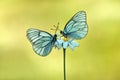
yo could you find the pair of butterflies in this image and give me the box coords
[27,11,88,56]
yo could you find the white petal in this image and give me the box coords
[68,38,74,42]
[69,43,74,50]
[63,41,69,49]
[72,41,80,47]
[55,39,64,49]
[69,41,79,50]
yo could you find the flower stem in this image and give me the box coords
[63,48,66,80]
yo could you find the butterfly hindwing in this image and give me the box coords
[27,28,54,56]
[63,11,88,39]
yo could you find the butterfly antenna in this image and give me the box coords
[50,28,55,30]
[55,22,59,34]
[53,25,56,28]
[58,28,61,31]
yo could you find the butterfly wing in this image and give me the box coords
[63,11,88,39]
[27,28,54,56]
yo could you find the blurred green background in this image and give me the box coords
[0,0,120,80]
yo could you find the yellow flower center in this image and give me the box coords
[62,37,69,42]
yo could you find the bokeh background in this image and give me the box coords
[0,0,120,80]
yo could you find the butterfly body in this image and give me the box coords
[51,34,57,45]
[60,30,68,38]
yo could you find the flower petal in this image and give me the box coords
[69,41,79,50]
[63,41,69,49]
[55,39,64,49]
[72,41,80,47]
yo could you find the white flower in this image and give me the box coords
[55,38,79,50]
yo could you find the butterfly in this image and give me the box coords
[26,28,57,56]
[60,11,88,39]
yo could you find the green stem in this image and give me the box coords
[63,48,66,80]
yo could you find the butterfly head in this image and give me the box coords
[60,30,63,34]
[53,34,58,41]
[54,34,57,37]
[60,31,67,38]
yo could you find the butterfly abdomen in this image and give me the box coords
[51,34,57,45]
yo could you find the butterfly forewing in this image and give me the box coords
[27,28,54,56]
[63,11,88,39]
